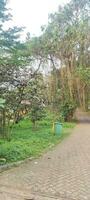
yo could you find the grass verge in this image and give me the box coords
[0,119,76,164]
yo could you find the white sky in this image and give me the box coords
[8,0,69,37]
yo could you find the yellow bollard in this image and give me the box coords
[52,122,55,135]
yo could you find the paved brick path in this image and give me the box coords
[0,124,90,200]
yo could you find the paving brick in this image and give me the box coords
[0,124,90,200]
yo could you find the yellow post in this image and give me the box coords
[52,122,55,135]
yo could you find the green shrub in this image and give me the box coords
[60,101,76,122]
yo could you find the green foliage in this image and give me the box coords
[0,98,6,109]
[0,119,75,164]
[0,0,25,137]
[76,66,90,84]
[0,0,89,142]
[0,0,11,22]
[60,101,76,121]
[38,110,58,126]
[30,105,45,125]
[27,74,46,126]
[28,0,90,112]
[0,98,7,137]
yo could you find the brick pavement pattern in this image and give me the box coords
[0,124,90,200]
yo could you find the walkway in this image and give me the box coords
[0,124,90,200]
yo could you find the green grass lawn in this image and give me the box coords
[0,119,75,164]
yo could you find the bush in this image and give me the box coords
[60,101,76,122]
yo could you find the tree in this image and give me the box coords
[26,73,45,128]
[0,0,26,137]
[29,0,90,114]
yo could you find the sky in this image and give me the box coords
[8,0,70,37]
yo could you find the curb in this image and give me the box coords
[0,157,34,173]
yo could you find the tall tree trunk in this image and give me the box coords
[76,78,82,108]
